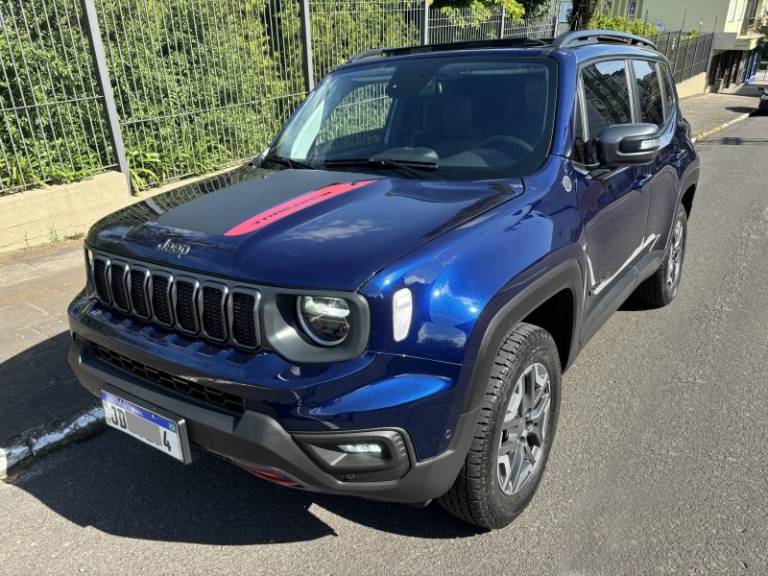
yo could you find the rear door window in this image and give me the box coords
[632,60,664,126]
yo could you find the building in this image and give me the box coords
[604,0,766,91]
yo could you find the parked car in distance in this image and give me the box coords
[758,86,768,114]
[68,30,699,529]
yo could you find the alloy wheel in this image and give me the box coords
[497,363,552,496]
[666,217,685,290]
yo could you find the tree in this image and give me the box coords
[519,0,552,17]
[432,0,525,20]
[569,0,600,30]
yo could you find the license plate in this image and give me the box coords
[100,389,190,463]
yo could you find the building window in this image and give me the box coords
[627,0,638,18]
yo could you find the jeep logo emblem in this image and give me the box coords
[156,238,191,258]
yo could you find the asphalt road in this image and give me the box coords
[2,116,768,576]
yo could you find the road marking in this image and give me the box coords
[692,112,751,143]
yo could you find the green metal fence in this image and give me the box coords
[0,0,558,197]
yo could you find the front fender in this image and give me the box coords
[360,157,584,454]
[361,156,581,366]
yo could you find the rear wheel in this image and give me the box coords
[635,205,688,308]
[438,323,561,529]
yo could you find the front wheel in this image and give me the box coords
[438,323,561,529]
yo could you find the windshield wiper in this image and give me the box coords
[261,154,315,170]
[323,158,438,179]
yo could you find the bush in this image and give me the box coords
[587,13,658,39]
[0,0,114,192]
[1,0,431,193]
[3,1,560,193]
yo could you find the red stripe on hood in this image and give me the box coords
[224,179,377,237]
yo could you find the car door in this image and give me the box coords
[573,59,650,298]
[632,59,680,251]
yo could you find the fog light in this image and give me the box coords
[294,430,411,481]
[338,443,383,455]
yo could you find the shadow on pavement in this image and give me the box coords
[0,331,95,445]
[695,136,768,146]
[13,428,482,545]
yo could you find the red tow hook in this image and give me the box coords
[239,463,302,488]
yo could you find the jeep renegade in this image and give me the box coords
[68,30,699,529]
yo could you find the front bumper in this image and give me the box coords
[68,298,479,503]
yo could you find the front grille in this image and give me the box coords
[129,267,151,319]
[151,272,173,326]
[90,342,246,414]
[93,257,110,303]
[201,284,227,341]
[109,261,130,312]
[89,253,260,351]
[231,291,259,348]
[174,278,199,333]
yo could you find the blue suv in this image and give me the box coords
[68,31,699,529]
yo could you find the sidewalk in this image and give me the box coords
[0,241,102,474]
[1,84,765,477]
[681,82,765,141]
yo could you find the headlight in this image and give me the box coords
[297,296,351,346]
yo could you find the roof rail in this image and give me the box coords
[348,37,552,63]
[553,29,657,50]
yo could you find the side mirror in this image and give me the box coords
[596,123,661,167]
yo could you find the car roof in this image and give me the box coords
[339,30,666,71]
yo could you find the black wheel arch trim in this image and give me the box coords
[457,258,584,418]
[665,159,698,253]
[678,162,699,207]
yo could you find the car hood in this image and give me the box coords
[87,165,523,290]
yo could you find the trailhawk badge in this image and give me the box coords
[156,238,191,258]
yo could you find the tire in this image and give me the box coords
[438,323,561,529]
[635,205,688,308]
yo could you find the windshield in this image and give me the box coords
[268,55,557,180]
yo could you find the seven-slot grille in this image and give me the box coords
[89,253,260,350]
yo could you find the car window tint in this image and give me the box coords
[633,60,664,126]
[582,60,632,139]
[581,60,632,164]
[272,56,558,179]
[660,63,676,119]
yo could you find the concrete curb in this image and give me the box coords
[0,406,105,479]
[691,112,752,143]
